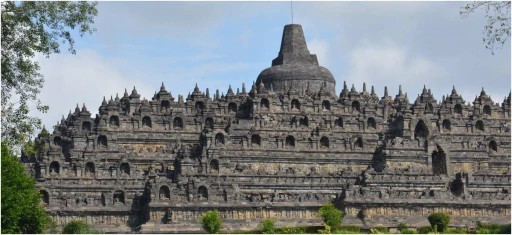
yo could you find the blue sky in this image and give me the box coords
[35,1,511,130]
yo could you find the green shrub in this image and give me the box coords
[62,220,101,234]
[276,226,305,234]
[444,227,469,234]
[418,226,433,234]
[333,230,361,234]
[428,213,450,232]
[261,219,276,234]
[303,226,324,233]
[318,225,332,234]
[200,210,222,234]
[45,217,60,234]
[476,222,511,234]
[370,226,390,234]
[398,223,409,232]
[336,225,360,232]
[400,228,417,234]
[319,203,343,227]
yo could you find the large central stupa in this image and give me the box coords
[257,24,336,94]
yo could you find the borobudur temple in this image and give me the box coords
[24,24,511,233]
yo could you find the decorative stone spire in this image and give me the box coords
[75,103,80,114]
[350,84,357,93]
[115,93,120,103]
[480,87,487,97]
[216,89,220,101]
[193,83,201,94]
[361,82,369,96]
[124,88,129,98]
[226,84,235,97]
[272,24,316,66]
[130,86,140,99]
[82,103,88,112]
[340,81,349,97]
[371,86,376,96]
[242,83,247,95]
[415,94,421,105]
[399,85,403,96]
[206,88,210,99]
[160,82,166,92]
[381,86,393,103]
[236,88,240,95]
[101,97,107,106]
[422,85,427,96]
[451,85,458,96]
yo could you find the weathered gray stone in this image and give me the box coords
[24,24,511,233]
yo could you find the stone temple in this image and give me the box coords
[25,24,511,233]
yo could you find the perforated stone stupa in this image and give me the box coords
[25,24,511,233]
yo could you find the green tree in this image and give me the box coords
[62,220,101,234]
[461,1,511,55]
[1,143,49,233]
[1,1,98,151]
[319,203,343,228]
[200,210,223,234]
[428,212,451,232]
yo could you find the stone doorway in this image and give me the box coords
[432,144,448,176]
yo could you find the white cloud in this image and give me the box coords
[343,39,446,97]
[34,49,154,130]
[308,38,329,67]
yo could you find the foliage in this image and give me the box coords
[332,230,361,234]
[318,225,331,234]
[200,210,223,234]
[370,226,390,234]
[21,127,50,161]
[319,203,343,228]
[444,227,470,234]
[428,213,450,232]
[333,225,361,234]
[476,222,511,234]
[62,220,102,234]
[418,226,434,234]
[45,216,60,234]
[275,226,305,234]
[460,1,511,55]
[398,223,408,232]
[1,143,50,233]
[261,219,276,234]
[1,1,98,151]
[400,229,418,234]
